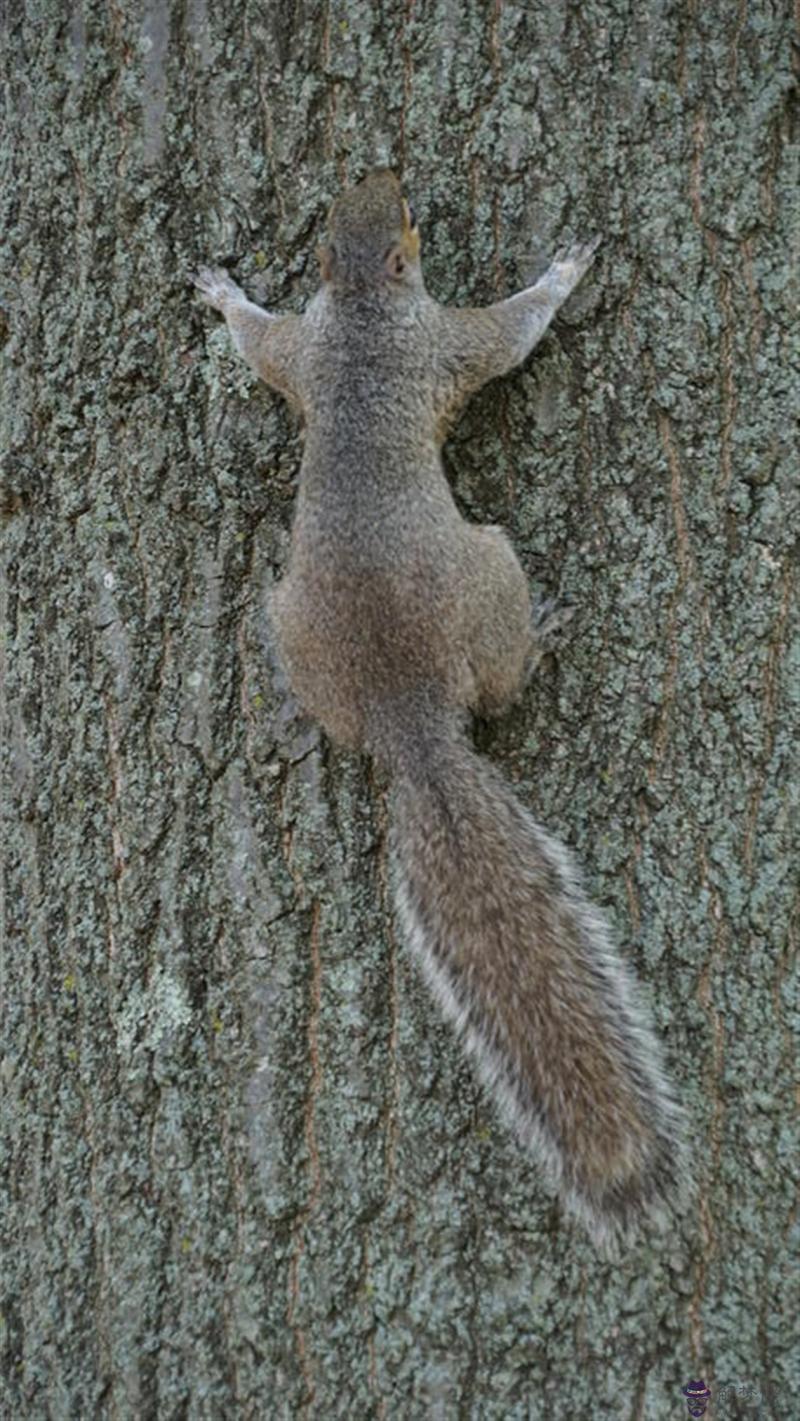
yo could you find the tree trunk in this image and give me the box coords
[1,2,796,1417]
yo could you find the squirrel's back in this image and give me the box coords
[272,288,487,751]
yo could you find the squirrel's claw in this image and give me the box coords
[532,598,576,640]
[525,599,576,683]
[552,237,602,262]
[192,266,244,311]
[551,236,601,277]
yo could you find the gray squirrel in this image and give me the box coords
[194,170,684,1246]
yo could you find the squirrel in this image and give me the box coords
[194,169,684,1247]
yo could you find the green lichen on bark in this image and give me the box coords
[1,1,797,1417]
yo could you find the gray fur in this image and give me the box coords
[194,171,684,1245]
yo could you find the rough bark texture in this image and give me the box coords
[1,2,797,1418]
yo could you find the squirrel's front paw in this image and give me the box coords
[192,266,244,312]
[550,236,601,286]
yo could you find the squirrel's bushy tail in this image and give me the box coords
[385,705,684,1246]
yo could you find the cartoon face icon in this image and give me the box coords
[681,1379,712,1417]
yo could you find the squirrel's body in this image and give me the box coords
[273,285,529,753]
[195,171,684,1245]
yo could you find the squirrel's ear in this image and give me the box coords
[385,245,406,280]
[318,244,336,281]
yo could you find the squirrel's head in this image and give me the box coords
[319,170,421,294]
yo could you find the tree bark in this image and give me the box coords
[1,1,797,1417]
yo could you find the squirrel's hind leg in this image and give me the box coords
[461,528,575,716]
[462,525,530,717]
[524,598,576,684]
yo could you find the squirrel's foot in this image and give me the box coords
[192,266,245,312]
[532,597,576,639]
[525,598,575,681]
[548,236,601,289]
